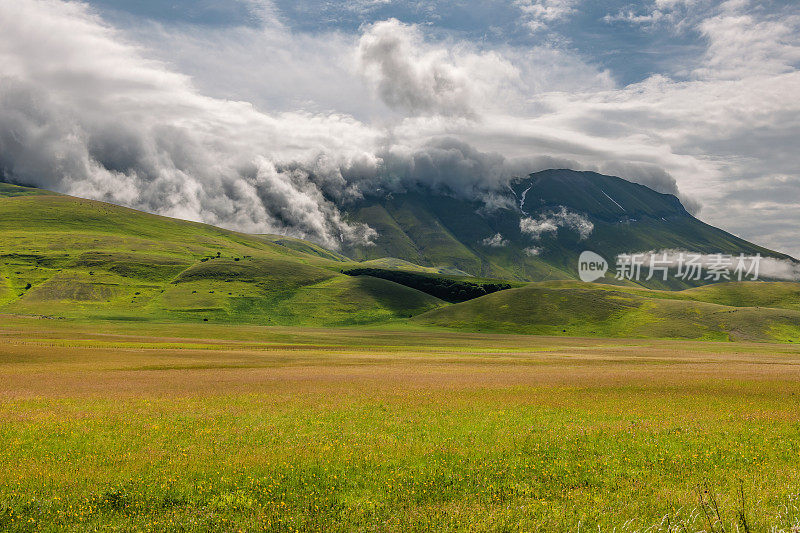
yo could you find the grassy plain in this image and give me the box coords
[2,317,800,531]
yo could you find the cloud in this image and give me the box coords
[377,137,512,193]
[695,2,800,80]
[758,258,800,282]
[481,233,508,247]
[618,249,800,281]
[123,17,379,119]
[0,0,382,249]
[520,207,594,240]
[602,0,707,30]
[603,10,670,27]
[524,247,542,256]
[357,19,519,117]
[515,0,577,32]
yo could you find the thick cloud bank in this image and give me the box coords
[0,0,389,248]
[0,3,583,247]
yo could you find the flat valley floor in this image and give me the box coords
[1,316,799,531]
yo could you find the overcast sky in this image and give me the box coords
[1,0,798,256]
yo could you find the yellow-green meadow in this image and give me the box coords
[1,317,799,531]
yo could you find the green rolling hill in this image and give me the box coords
[0,183,444,326]
[412,280,800,342]
[2,179,799,342]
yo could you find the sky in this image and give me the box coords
[0,0,799,256]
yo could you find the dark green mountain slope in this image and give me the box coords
[342,169,792,287]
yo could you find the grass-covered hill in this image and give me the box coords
[413,280,800,342]
[0,183,444,326]
[3,181,799,342]
[341,169,792,287]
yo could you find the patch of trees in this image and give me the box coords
[342,268,512,303]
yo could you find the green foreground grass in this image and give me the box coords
[2,317,800,531]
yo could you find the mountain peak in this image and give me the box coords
[510,169,688,221]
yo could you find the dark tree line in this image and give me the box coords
[342,268,512,303]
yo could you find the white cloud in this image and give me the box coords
[0,0,380,249]
[524,247,542,256]
[603,0,707,30]
[520,207,594,240]
[481,233,508,247]
[655,0,699,8]
[515,0,577,32]
[621,249,800,281]
[695,3,800,80]
[603,9,669,26]
[357,19,520,117]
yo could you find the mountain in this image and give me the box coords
[341,169,791,288]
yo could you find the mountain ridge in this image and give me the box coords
[341,169,793,288]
